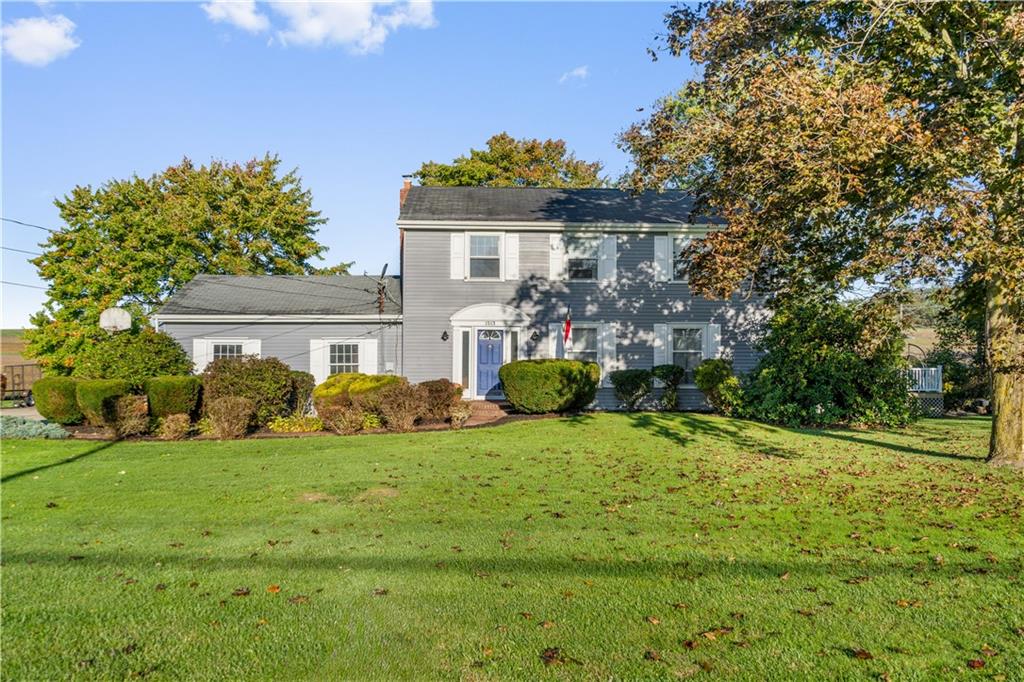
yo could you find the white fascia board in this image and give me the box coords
[396,220,721,234]
[156,314,402,323]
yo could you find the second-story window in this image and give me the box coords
[673,236,692,281]
[469,235,501,279]
[566,236,600,280]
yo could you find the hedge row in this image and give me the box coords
[498,359,599,414]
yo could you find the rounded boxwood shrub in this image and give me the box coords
[312,373,405,434]
[145,375,202,418]
[609,369,653,410]
[202,356,294,427]
[694,359,744,416]
[652,364,687,411]
[72,329,192,389]
[76,379,132,426]
[419,378,462,422]
[498,359,600,414]
[33,376,83,425]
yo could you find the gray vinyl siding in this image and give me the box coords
[402,229,766,409]
[158,322,402,376]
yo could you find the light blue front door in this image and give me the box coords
[476,330,503,398]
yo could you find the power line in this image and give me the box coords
[2,280,46,290]
[2,246,42,257]
[2,217,57,233]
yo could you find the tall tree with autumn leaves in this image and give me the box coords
[27,155,345,374]
[622,2,1023,466]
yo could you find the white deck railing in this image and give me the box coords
[908,366,942,393]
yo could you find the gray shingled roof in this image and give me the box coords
[158,275,401,316]
[398,187,722,225]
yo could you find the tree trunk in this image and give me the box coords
[986,278,1024,468]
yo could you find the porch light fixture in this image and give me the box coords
[441,330,449,341]
[530,331,540,342]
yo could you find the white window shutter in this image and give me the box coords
[360,339,379,374]
[706,324,721,359]
[548,322,563,358]
[653,323,669,367]
[504,233,520,280]
[548,234,566,281]
[450,233,465,280]
[600,323,616,387]
[192,339,211,373]
[653,235,671,282]
[309,339,326,385]
[242,339,261,357]
[598,234,617,283]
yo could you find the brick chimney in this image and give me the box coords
[399,175,413,207]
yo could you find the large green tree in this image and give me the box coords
[27,154,343,373]
[622,1,1023,466]
[415,132,606,187]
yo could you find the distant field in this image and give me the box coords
[1,329,31,369]
[906,327,939,361]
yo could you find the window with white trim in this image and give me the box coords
[567,326,598,365]
[566,236,600,281]
[328,342,360,374]
[672,327,704,382]
[672,236,692,281]
[469,234,501,279]
[212,343,244,360]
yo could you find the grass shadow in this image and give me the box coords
[1,440,119,484]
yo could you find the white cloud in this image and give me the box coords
[201,1,435,53]
[558,65,589,84]
[1,14,80,67]
[202,0,270,34]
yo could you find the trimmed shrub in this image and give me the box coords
[289,371,316,416]
[0,415,69,439]
[312,373,404,434]
[106,395,149,438]
[72,329,192,389]
[76,379,132,426]
[33,376,82,425]
[145,375,201,418]
[207,396,255,439]
[268,415,324,433]
[609,369,653,410]
[744,298,914,427]
[449,401,473,430]
[420,378,462,422]
[377,382,426,432]
[694,360,744,416]
[652,364,687,411]
[156,414,192,440]
[498,360,600,414]
[202,356,294,427]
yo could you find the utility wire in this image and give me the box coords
[2,280,46,290]
[2,217,57,233]
[2,246,42,257]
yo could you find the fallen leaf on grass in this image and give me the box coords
[849,648,873,660]
[540,647,576,666]
[372,588,389,596]
[683,640,699,649]
[540,620,555,629]
[519,612,533,620]
[232,587,251,597]
[288,595,310,605]
[895,599,922,608]
[846,575,870,585]
[980,644,997,657]
[967,659,985,669]
[646,616,661,625]
[671,602,688,610]
[46,502,58,508]
[779,572,790,581]
[155,584,166,591]
[69,555,84,561]
[643,649,662,662]
[267,585,281,594]
[700,627,733,641]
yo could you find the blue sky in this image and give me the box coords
[2,1,695,328]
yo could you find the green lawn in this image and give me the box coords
[2,414,1021,680]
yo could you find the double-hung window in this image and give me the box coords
[672,236,692,281]
[567,327,599,364]
[469,235,501,279]
[329,342,360,374]
[212,343,244,361]
[566,236,600,281]
[672,327,704,382]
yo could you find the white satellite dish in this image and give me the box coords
[99,307,131,333]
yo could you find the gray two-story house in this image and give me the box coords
[155,185,766,409]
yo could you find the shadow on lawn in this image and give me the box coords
[569,411,984,462]
[1,440,119,484]
[2,549,1016,582]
